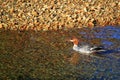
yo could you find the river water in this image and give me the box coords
[0,26,120,79]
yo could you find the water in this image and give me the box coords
[77,26,120,80]
[0,26,120,79]
[94,26,120,39]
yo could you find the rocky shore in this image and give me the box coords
[0,0,120,31]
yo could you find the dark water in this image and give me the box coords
[0,26,120,80]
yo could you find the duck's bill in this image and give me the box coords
[69,40,74,42]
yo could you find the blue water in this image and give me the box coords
[79,26,120,49]
[79,26,120,39]
[93,26,120,39]
[93,26,120,79]
[78,26,120,80]
[102,40,113,46]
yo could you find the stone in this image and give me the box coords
[0,24,2,28]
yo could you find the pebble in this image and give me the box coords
[0,0,119,31]
[0,24,2,29]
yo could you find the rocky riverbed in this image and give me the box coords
[0,0,120,31]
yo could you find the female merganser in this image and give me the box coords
[69,37,105,54]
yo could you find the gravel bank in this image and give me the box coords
[0,0,120,31]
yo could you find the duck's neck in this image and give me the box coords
[73,44,79,51]
[73,44,78,47]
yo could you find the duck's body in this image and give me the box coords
[72,44,105,54]
[69,37,105,54]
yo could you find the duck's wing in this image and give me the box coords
[90,46,106,52]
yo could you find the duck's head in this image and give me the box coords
[69,37,79,45]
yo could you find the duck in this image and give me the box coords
[69,37,106,54]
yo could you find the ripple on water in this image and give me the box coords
[79,26,120,49]
[78,26,120,80]
[93,26,120,39]
[102,40,113,48]
[0,26,120,80]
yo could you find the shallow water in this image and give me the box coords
[0,26,120,80]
